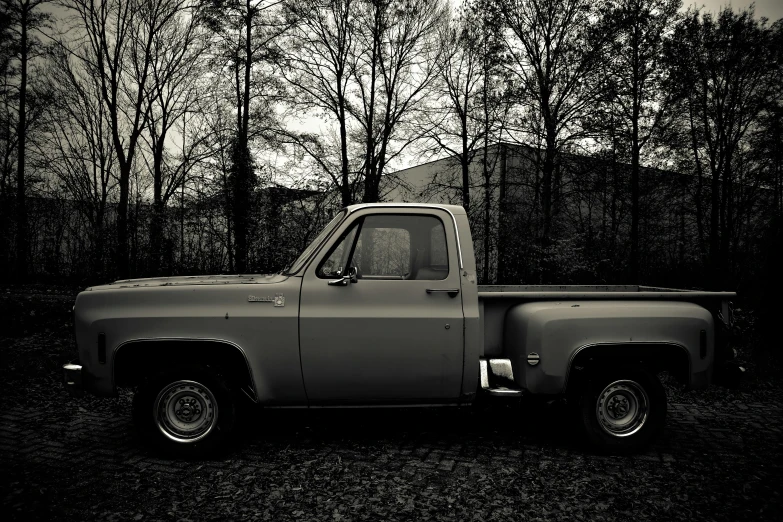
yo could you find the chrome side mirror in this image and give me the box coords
[328,266,358,286]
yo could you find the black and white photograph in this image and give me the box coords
[1,0,781,520]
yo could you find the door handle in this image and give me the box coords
[426,288,460,298]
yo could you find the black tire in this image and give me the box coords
[576,367,666,454]
[132,366,237,457]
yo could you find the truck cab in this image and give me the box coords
[297,205,478,404]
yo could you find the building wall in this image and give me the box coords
[386,146,507,283]
[386,143,767,287]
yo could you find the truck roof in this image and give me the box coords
[344,202,467,215]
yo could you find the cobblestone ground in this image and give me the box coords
[2,391,782,521]
[1,289,781,521]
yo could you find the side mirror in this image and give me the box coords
[328,266,359,286]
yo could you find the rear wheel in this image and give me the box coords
[133,367,236,457]
[577,367,666,453]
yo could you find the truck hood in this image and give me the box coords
[86,273,289,291]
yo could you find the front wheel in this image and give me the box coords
[132,368,237,457]
[577,368,666,454]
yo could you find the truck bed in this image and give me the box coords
[477,285,736,357]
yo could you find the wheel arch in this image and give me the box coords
[114,338,257,401]
[565,341,691,396]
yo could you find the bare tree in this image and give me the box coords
[281,0,356,206]
[745,21,783,218]
[3,0,50,278]
[418,3,485,213]
[666,7,780,287]
[278,0,445,205]
[62,0,167,279]
[0,6,18,278]
[350,0,446,203]
[41,42,117,278]
[204,0,292,273]
[474,0,510,284]
[498,0,608,269]
[141,0,209,274]
[597,0,681,283]
[188,87,239,270]
[415,0,509,282]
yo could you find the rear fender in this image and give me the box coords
[502,300,713,394]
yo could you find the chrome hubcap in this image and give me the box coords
[174,397,202,422]
[596,380,649,437]
[154,380,218,443]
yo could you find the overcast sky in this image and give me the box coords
[685,0,783,21]
[36,0,779,178]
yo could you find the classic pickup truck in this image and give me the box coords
[63,203,738,455]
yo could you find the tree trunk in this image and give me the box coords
[15,1,29,279]
[540,127,556,283]
[337,78,351,207]
[361,6,380,204]
[223,170,234,273]
[496,143,507,284]
[720,153,733,286]
[150,201,165,275]
[630,131,640,283]
[180,180,185,272]
[709,167,720,288]
[150,144,165,275]
[116,162,130,279]
[461,112,470,214]
[232,141,250,273]
[92,212,105,281]
[542,129,556,244]
[233,0,254,274]
[630,59,640,284]
[688,100,707,269]
[481,75,491,284]
[482,161,491,284]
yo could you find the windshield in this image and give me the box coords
[282,210,347,275]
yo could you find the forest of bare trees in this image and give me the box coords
[1,0,781,315]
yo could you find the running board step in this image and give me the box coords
[484,386,524,397]
[480,359,524,397]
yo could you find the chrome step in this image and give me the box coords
[480,359,524,397]
[485,386,524,397]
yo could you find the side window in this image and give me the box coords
[412,216,448,280]
[317,224,359,278]
[354,226,411,279]
[430,223,448,268]
[316,213,450,281]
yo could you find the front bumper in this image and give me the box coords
[63,363,84,398]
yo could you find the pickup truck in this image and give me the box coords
[63,203,738,455]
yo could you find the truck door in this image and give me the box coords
[299,209,464,403]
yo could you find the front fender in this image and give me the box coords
[73,279,306,403]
